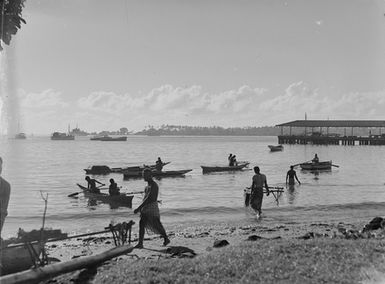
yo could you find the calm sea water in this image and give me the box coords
[1,135,385,237]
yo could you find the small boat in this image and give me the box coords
[1,242,45,275]
[76,184,133,207]
[300,161,332,171]
[201,162,249,174]
[90,135,127,141]
[84,165,113,175]
[51,132,75,140]
[123,169,192,179]
[15,133,27,139]
[84,162,171,175]
[268,145,283,152]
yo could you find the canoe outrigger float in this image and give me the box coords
[201,162,250,174]
[76,184,134,207]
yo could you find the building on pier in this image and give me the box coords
[275,120,385,146]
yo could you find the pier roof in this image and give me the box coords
[275,120,385,128]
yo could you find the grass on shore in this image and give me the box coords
[89,238,385,284]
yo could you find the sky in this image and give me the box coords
[1,0,385,134]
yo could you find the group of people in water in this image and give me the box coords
[0,152,321,247]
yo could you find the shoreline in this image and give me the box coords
[41,203,385,283]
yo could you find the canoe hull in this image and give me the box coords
[201,163,249,173]
[123,169,192,179]
[1,242,43,275]
[300,161,332,170]
[76,184,133,207]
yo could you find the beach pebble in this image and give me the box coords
[213,239,229,247]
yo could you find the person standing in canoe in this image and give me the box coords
[231,155,238,166]
[250,166,269,216]
[133,168,170,249]
[0,157,11,238]
[85,176,104,194]
[108,178,120,196]
[286,166,301,186]
[312,154,319,163]
[228,154,233,166]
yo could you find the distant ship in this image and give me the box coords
[14,133,26,139]
[51,132,75,140]
[69,124,89,136]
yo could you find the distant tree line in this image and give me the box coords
[134,125,280,136]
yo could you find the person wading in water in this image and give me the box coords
[286,165,301,186]
[0,157,11,238]
[133,168,170,248]
[250,166,269,217]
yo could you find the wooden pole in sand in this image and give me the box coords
[0,244,134,284]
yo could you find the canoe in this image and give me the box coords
[201,162,249,173]
[300,161,332,170]
[268,145,283,152]
[1,242,44,275]
[123,169,192,179]
[76,184,133,207]
[84,165,112,175]
[84,162,171,175]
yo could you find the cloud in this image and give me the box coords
[20,89,68,109]
[16,84,385,134]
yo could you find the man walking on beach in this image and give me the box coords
[133,168,170,248]
[0,157,11,238]
[250,166,269,217]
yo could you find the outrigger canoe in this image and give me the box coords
[84,162,171,175]
[76,184,133,207]
[1,242,45,275]
[300,161,332,171]
[201,162,249,173]
[123,169,192,179]
[268,145,283,152]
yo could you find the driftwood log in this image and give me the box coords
[0,244,134,284]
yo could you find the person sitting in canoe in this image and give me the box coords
[85,176,104,194]
[286,166,301,186]
[155,157,163,172]
[312,154,319,164]
[109,178,120,196]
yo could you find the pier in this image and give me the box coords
[275,120,385,146]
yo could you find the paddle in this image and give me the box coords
[68,184,105,198]
[331,164,340,168]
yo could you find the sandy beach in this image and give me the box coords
[41,202,385,284]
